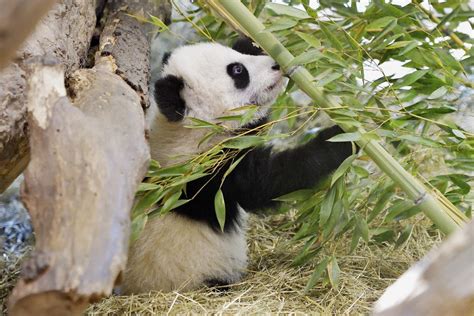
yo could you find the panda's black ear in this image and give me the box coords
[232,37,264,56]
[162,52,171,65]
[154,75,186,122]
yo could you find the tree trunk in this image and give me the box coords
[0,0,97,193]
[373,220,474,316]
[7,0,171,315]
[0,0,58,69]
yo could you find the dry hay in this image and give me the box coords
[0,213,440,315]
[85,213,441,315]
[0,249,28,315]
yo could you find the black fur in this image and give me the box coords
[154,75,186,122]
[232,37,264,56]
[229,126,353,211]
[162,52,171,65]
[204,278,232,291]
[227,62,250,90]
[173,125,355,231]
[238,116,268,133]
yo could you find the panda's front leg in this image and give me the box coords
[225,126,356,211]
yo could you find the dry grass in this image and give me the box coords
[0,213,441,315]
[85,213,441,315]
[0,249,29,315]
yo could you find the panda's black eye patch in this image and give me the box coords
[226,62,249,89]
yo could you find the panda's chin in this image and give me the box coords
[259,78,284,106]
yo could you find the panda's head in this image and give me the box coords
[154,40,284,128]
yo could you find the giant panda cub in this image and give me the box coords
[122,39,355,294]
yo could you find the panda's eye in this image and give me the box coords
[227,62,249,89]
[232,64,243,75]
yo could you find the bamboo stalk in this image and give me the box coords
[206,0,464,235]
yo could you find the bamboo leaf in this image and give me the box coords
[451,129,466,139]
[427,86,448,99]
[398,134,442,148]
[304,257,330,292]
[331,154,357,186]
[315,72,343,87]
[223,136,264,149]
[160,190,183,214]
[395,224,413,248]
[295,31,321,48]
[393,70,429,89]
[398,41,418,56]
[148,14,169,31]
[327,256,341,288]
[366,16,397,31]
[265,17,297,32]
[170,173,208,187]
[371,227,396,243]
[350,228,361,253]
[223,154,247,180]
[289,49,323,67]
[149,164,191,177]
[384,200,415,223]
[214,189,226,232]
[266,3,310,19]
[368,184,395,223]
[130,214,148,242]
[369,19,398,48]
[133,188,164,217]
[137,183,160,192]
[352,165,369,178]
[319,22,343,51]
[275,189,315,202]
[323,199,343,239]
[320,185,337,228]
[327,132,361,142]
[356,216,369,243]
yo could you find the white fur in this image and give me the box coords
[124,42,284,293]
[122,211,248,293]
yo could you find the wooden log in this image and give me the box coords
[0,0,58,69]
[100,0,172,108]
[373,220,474,316]
[8,58,150,316]
[8,0,171,313]
[0,0,97,193]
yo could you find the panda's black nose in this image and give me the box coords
[272,63,280,71]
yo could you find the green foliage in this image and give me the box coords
[135,0,473,290]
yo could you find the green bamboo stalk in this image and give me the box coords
[206,0,465,235]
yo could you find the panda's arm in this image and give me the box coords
[225,126,355,211]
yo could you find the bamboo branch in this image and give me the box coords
[205,0,464,235]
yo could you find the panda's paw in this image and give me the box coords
[204,278,232,292]
[315,126,359,163]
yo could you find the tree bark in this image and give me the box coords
[0,0,58,69]
[0,0,97,193]
[7,0,171,314]
[373,220,474,316]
